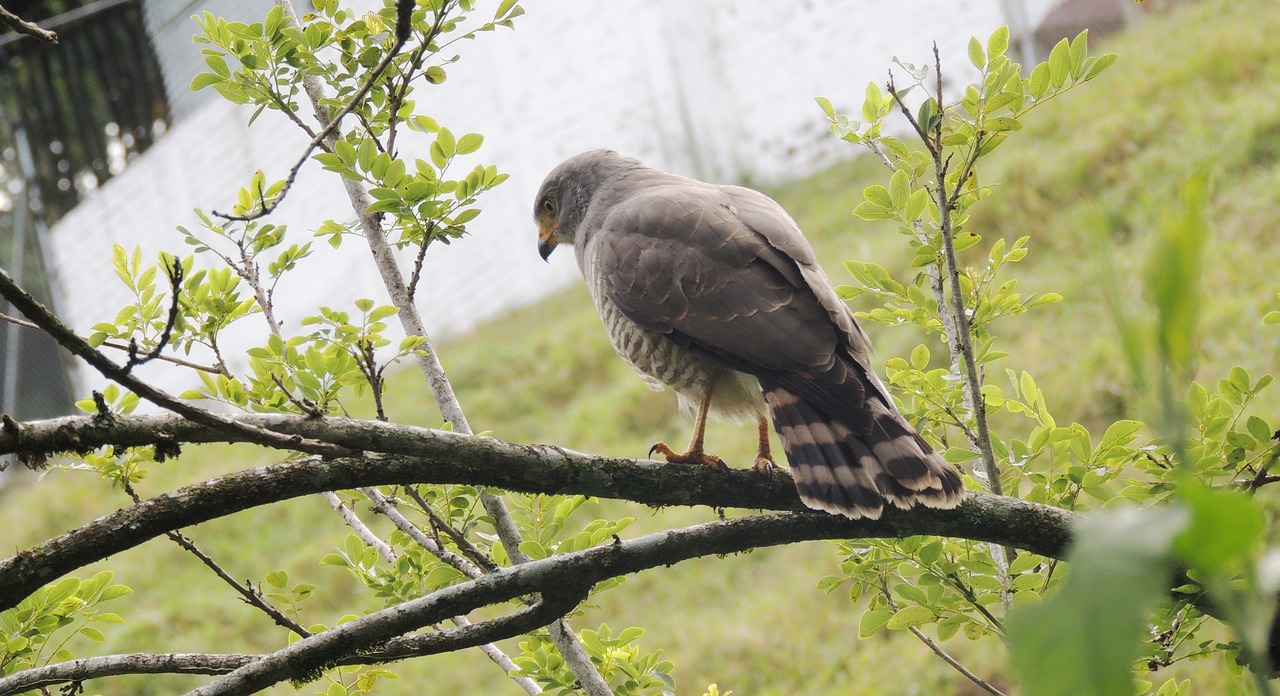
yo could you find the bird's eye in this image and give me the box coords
[541,199,556,215]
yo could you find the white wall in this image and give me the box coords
[50,0,1055,395]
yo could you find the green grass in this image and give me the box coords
[4,0,1280,692]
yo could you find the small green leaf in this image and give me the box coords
[886,604,934,630]
[859,607,894,638]
[1028,63,1051,99]
[1047,38,1070,88]
[456,132,484,155]
[903,189,928,222]
[967,36,985,69]
[814,96,836,119]
[1068,29,1088,79]
[943,447,980,463]
[189,72,222,91]
[985,117,1022,132]
[1085,53,1117,81]
[987,25,1009,60]
[79,627,106,642]
[1173,481,1263,574]
[888,170,910,210]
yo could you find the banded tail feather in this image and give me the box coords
[760,376,965,519]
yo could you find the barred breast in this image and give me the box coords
[594,287,764,424]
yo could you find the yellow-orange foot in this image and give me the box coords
[753,453,776,476]
[753,416,776,475]
[649,441,729,473]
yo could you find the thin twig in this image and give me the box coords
[404,485,498,573]
[123,260,184,372]
[0,4,57,43]
[123,483,311,638]
[0,312,221,373]
[325,491,397,562]
[879,577,1006,696]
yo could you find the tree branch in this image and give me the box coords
[0,3,57,43]
[0,267,353,459]
[185,508,1057,695]
[0,588,575,695]
[0,413,1077,612]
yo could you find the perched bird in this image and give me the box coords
[534,150,965,519]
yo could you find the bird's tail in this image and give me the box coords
[759,378,965,519]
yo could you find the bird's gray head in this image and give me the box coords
[534,149,641,260]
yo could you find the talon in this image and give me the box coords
[651,441,728,471]
[754,455,776,476]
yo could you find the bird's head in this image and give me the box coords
[534,149,639,260]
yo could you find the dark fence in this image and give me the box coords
[0,0,171,422]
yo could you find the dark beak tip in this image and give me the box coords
[537,239,554,262]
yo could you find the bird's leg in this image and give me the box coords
[754,415,776,475]
[649,386,728,471]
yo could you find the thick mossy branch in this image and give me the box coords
[0,413,1076,612]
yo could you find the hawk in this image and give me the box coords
[534,150,965,519]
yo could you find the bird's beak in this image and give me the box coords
[537,220,558,261]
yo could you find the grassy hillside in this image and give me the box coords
[4,0,1280,693]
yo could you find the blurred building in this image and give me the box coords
[0,0,1151,409]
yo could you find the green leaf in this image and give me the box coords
[985,117,1022,132]
[886,604,934,630]
[265,570,288,589]
[79,626,106,642]
[858,606,893,638]
[814,96,835,119]
[1246,415,1273,445]
[1173,480,1263,574]
[903,189,928,222]
[1028,63,1050,100]
[862,81,883,122]
[1085,53,1117,81]
[943,447,980,463]
[1007,506,1187,696]
[1047,38,1070,88]
[1098,420,1143,452]
[967,36,985,69]
[1008,552,1042,575]
[456,132,484,155]
[1068,29,1088,80]
[888,170,910,210]
[189,72,223,92]
[987,26,1009,61]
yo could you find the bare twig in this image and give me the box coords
[123,482,312,639]
[404,485,498,572]
[0,312,221,373]
[123,259,184,372]
[879,577,1007,696]
[0,4,57,43]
